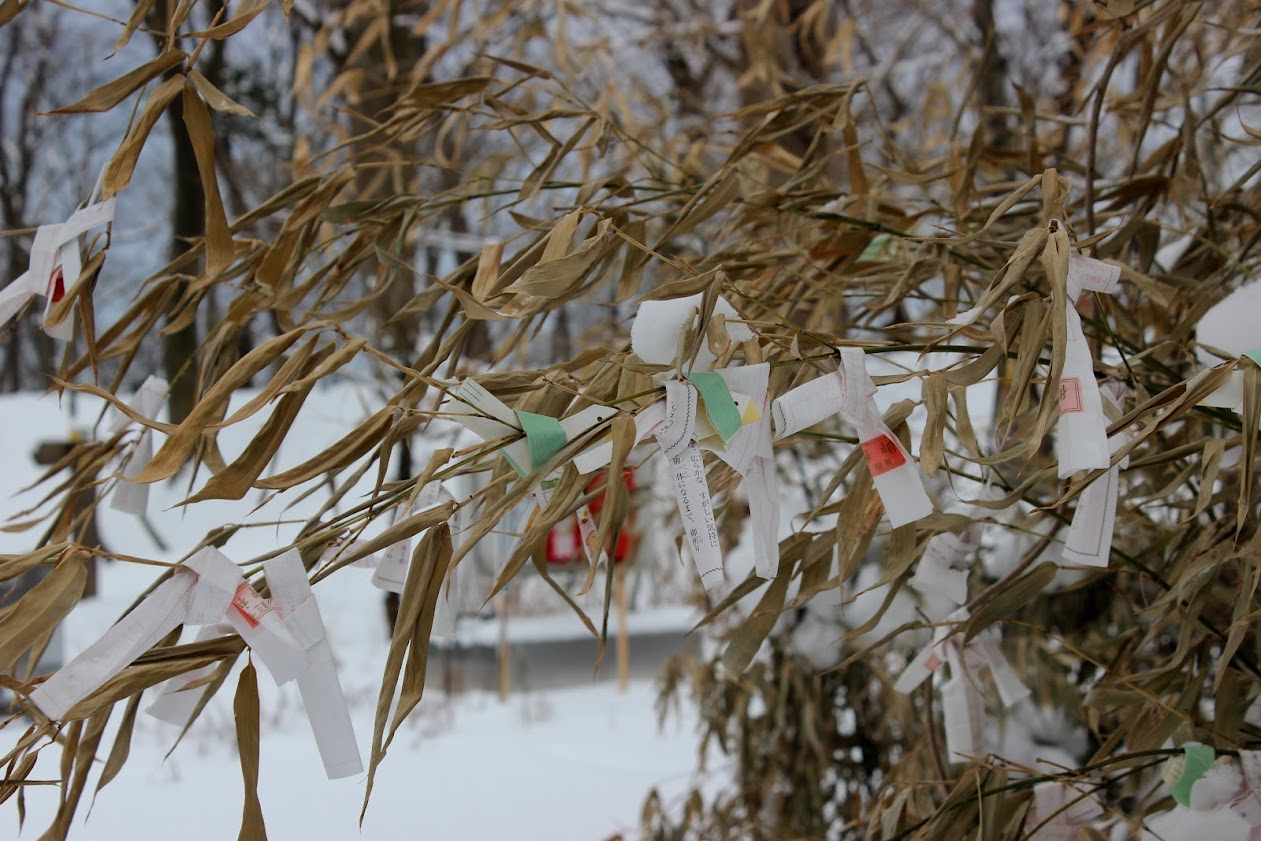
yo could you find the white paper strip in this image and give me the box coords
[1,198,117,342]
[110,375,169,516]
[771,350,932,528]
[630,293,754,371]
[372,486,434,594]
[964,631,1030,708]
[1057,253,1122,477]
[1062,380,1128,567]
[265,550,362,779]
[31,546,239,720]
[658,382,724,593]
[146,624,233,726]
[714,363,779,578]
[893,609,968,695]
[223,578,304,686]
[573,402,665,475]
[910,492,1000,608]
[940,646,983,762]
[770,368,846,440]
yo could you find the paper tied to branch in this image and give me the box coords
[894,609,1027,761]
[1057,252,1123,478]
[369,481,477,639]
[1025,781,1101,841]
[110,375,169,516]
[31,546,242,720]
[893,608,968,696]
[630,293,754,371]
[1167,745,1261,841]
[444,379,618,478]
[939,643,984,761]
[1061,380,1129,567]
[1192,280,1261,415]
[909,489,1002,608]
[771,347,932,527]
[264,550,362,779]
[0,198,116,341]
[658,381,725,593]
[145,551,362,778]
[711,363,779,578]
[373,482,454,593]
[146,623,234,727]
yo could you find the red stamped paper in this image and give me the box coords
[1059,377,1084,414]
[47,266,65,303]
[861,434,907,477]
[231,582,272,629]
[923,652,943,672]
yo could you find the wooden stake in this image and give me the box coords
[497,594,511,701]
[616,565,630,692]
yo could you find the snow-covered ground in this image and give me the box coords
[0,385,712,840]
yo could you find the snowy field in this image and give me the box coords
[0,386,711,840]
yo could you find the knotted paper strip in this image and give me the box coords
[771,348,932,527]
[629,293,754,371]
[110,375,169,516]
[1061,380,1129,567]
[659,380,725,593]
[146,623,233,726]
[712,363,779,578]
[939,643,984,761]
[0,198,116,341]
[909,490,1002,607]
[1057,251,1123,477]
[265,550,362,779]
[32,546,240,720]
[894,609,1028,761]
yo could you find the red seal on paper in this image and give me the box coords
[231,582,272,629]
[47,266,65,303]
[1059,377,1084,414]
[861,434,906,477]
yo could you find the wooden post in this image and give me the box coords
[616,565,630,692]
[33,438,103,598]
[497,594,511,701]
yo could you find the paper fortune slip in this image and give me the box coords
[657,380,726,593]
[939,644,984,762]
[444,379,618,478]
[711,363,779,578]
[1056,251,1123,477]
[909,492,1001,608]
[1061,380,1129,567]
[146,623,234,727]
[0,198,115,342]
[110,375,169,516]
[771,347,932,528]
[265,550,362,779]
[32,546,242,720]
[629,293,755,371]
[894,608,1028,761]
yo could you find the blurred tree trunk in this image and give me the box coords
[972,0,1011,149]
[148,0,231,423]
[0,11,55,391]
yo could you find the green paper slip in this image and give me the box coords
[514,410,568,473]
[1167,742,1216,807]
[687,372,742,442]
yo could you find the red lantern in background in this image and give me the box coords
[545,467,638,564]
